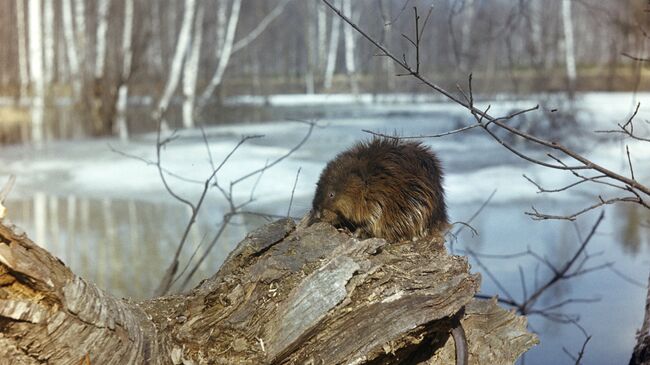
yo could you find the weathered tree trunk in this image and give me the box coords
[0,218,537,364]
[630,272,650,365]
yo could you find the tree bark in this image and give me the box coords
[0,218,537,364]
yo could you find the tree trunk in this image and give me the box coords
[62,0,81,98]
[0,218,537,364]
[197,0,242,108]
[42,0,55,85]
[323,0,342,90]
[27,0,44,146]
[16,0,29,105]
[181,0,204,129]
[342,0,359,94]
[630,272,650,365]
[156,0,196,118]
[305,0,317,94]
[561,0,576,98]
[114,0,134,140]
[94,0,110,80]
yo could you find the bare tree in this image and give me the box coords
[155,0,196,118]
[15,0,29,105]
[27,0,44,146]
[323,0,342,90]
[561,0,577,97]
[114,0,134,140]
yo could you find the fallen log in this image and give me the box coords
[0,217,537,364]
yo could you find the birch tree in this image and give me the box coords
[215,0,227,58]
[73,0,87,74]
[115,0,134,140]
[42,0,55,85]
[561,0,577,97]
[317,2,328,71]
[323,0,342,90]
[94,0,110,80]
[379,0,395,90]
[62,0,81,97]
[198,0,291,107]
[27,0,44,145]
[16,0,29,104]
[342,0,358,94]
[305,0,317,94]
[155,0,196,118]
[197,0,242,107]
[182,1,205,129]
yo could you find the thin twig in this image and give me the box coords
[287,167,301,217]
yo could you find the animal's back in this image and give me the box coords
[311,137,447,241]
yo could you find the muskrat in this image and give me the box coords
[309,137,448,241]
[309,137,467,365]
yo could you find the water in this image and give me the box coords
[0,93,648,364]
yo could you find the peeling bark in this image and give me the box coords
[0,218,537,364]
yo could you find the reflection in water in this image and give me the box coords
[6,193,266,298]
[617,203,650,255]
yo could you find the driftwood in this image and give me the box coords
[0,217,537,364]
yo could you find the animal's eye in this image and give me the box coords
[328,192,335,199]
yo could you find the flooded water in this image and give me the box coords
[1,93,648,364]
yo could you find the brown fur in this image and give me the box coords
[310,137,448,241]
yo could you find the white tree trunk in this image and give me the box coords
[230,0,291,54]
[43,0,55,85]
[380,0,395,90]
[197,0,241,107]
[317,2,328,71]
[94,0,110,79]
[199,0,290,106]
[342,0,358,94]
[115,0,134,140]
[73,0,87,73]
[182,1,204,129]
[62,0,81,97]
[155,0,196,117]
[28,0,45,145]
[215,0,227,59]
[16,0,29,105]
[561,0,577,92]
[323,0,342,90]
[305,0,316,94]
